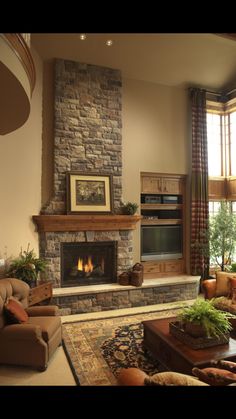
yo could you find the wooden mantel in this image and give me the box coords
[32,215,142,232]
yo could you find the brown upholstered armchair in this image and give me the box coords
[202,272,236,300]
[0,278,62,371]
[202,272,236,329]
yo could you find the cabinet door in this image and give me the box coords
[162,178,183,194]
[142,261,163,274]
[163,260,183,273]
[141,176,162,193]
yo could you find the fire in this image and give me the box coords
[77,256,94,273]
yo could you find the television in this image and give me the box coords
[141,225,182,261]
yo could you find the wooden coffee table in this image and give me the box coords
[143,317,236,375]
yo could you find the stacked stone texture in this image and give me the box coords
[42,59,122,214]
[52,282,199,315]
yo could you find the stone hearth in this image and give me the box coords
[51,276,200,315]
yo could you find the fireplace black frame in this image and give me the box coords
[60,241,117,287]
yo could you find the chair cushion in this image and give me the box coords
[4,297,29,324]
[144,371,209,386]
[215,272,232,297]
[28,316,61,342]
[213,296,236,314]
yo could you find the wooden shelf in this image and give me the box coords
[140,172,186,276]
[32,214,142,232]
[141,204,182,210]
[141,219,182,225]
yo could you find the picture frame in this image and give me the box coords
[66,172,114,214]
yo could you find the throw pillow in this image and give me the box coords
[4,297,29,324]
[232,288,236,305]
[215,272,233,297]
[228,276,236,299]
[211,359,236,373]
[144,371,209,386]
[192,367,236,386]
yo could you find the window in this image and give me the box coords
[207,99,236,177]
[207,113,222,176]
[207,97,236,267]
[229,111,236,176]
[209,201,221,216]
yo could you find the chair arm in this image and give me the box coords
[0,323,42,340]
[202,279,216,299]
[117,368,148,386]
[26,305,60,317]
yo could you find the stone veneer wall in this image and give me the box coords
[42,59,122,215]
[52,281,199,315]
[38,59,127,288]
[39,230,133,288]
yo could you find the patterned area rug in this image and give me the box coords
[62,308,180,386]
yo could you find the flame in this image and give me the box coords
[84,256,93,273]
[77,256,94,273]
[78,258,83,271]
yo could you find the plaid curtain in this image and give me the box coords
[190,89,209,278]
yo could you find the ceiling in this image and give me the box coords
[31,33,236,91]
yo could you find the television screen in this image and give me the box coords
[141,225,182,261]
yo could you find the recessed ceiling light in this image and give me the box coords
[106,39,113,46]
[80,34,86,40]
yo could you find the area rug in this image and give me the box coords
[62,307,180,386]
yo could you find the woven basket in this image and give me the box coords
[130,270,143,287]
[118,271,130,286]
[132,263,144,273]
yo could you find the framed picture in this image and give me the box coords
[66,172,113,214]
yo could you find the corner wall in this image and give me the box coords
[0,48,43,259]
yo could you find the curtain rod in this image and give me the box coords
[190,87,236,98]
[206,90,222,97]
[226,87,236,96]
[206,88,236,97]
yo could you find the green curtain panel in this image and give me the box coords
[190,89,209,278]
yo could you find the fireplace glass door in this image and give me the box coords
[61,241,117,287]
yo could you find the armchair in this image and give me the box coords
[0,278,61,371]
[202,272,236,329]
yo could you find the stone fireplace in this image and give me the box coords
[32,59,135,289]
[33,214,140,288]
[61,241,117,287]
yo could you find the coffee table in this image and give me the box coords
[142,317,236,375]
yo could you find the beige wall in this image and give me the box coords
[122,78,189,262]
[0,48,43,261]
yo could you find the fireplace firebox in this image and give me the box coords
[61,241,117,287]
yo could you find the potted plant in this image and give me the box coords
[209,202,236,272]
[177,298,232,338]
[120,201,139,215]
[6,244,48,288]
[191,202,236,279]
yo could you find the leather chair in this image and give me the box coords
[0,278,62,371]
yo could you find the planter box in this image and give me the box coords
[169,321,230,350]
